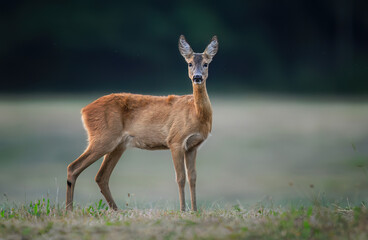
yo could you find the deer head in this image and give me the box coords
[179,35,218,85]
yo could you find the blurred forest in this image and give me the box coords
[0,0,367,94]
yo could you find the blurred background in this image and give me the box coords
[1,0,368,208]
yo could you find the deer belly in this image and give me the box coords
[122,132,169,150]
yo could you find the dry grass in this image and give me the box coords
[1,199,368,240]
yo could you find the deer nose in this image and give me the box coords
[193,75,203,82]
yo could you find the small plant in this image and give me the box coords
[95,199,107,211]
[26,198,52,216]
[46,198,50,215]
[85,199,108,217]
[33,201,39,216]
[232,204,241,212]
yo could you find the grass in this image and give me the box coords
[1,198,368,239]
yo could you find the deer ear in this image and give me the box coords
[179,35,193,60]
[204,36,218,59]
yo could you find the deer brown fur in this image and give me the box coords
[66,35,218,211]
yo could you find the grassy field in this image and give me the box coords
[1,94,368,239]
[1,199,368,239]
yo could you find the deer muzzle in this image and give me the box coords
[193,75,203,84]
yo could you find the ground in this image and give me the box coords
[1,199,368,240]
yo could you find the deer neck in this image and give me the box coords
[193,83,212,127]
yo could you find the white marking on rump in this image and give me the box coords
[81,116,90,145]
[81,116,88,131]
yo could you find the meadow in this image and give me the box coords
[1,94,368,239]
[1,199,368,239]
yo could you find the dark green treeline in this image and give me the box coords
[1,0,367,94]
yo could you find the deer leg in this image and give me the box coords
[66,146,107,211]
[66,135,122,211]
[171,146,186,211]
[185,149,197,211]
[95,144,125,210]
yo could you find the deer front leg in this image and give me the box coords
[185,149,197,211]
[170,146,186,211]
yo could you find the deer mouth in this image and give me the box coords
[193,79,203,84]
[192,77,203,84]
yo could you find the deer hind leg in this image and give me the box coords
[66,145,107,211]
[185,149,197,211]
[95,143,125,210]
[66,137,122,211]
[171,146,186,211]
[66,103,124,211]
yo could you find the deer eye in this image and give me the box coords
[203,63,208,68]
[188,63,193,67]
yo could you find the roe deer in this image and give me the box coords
[66,35,218,211]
